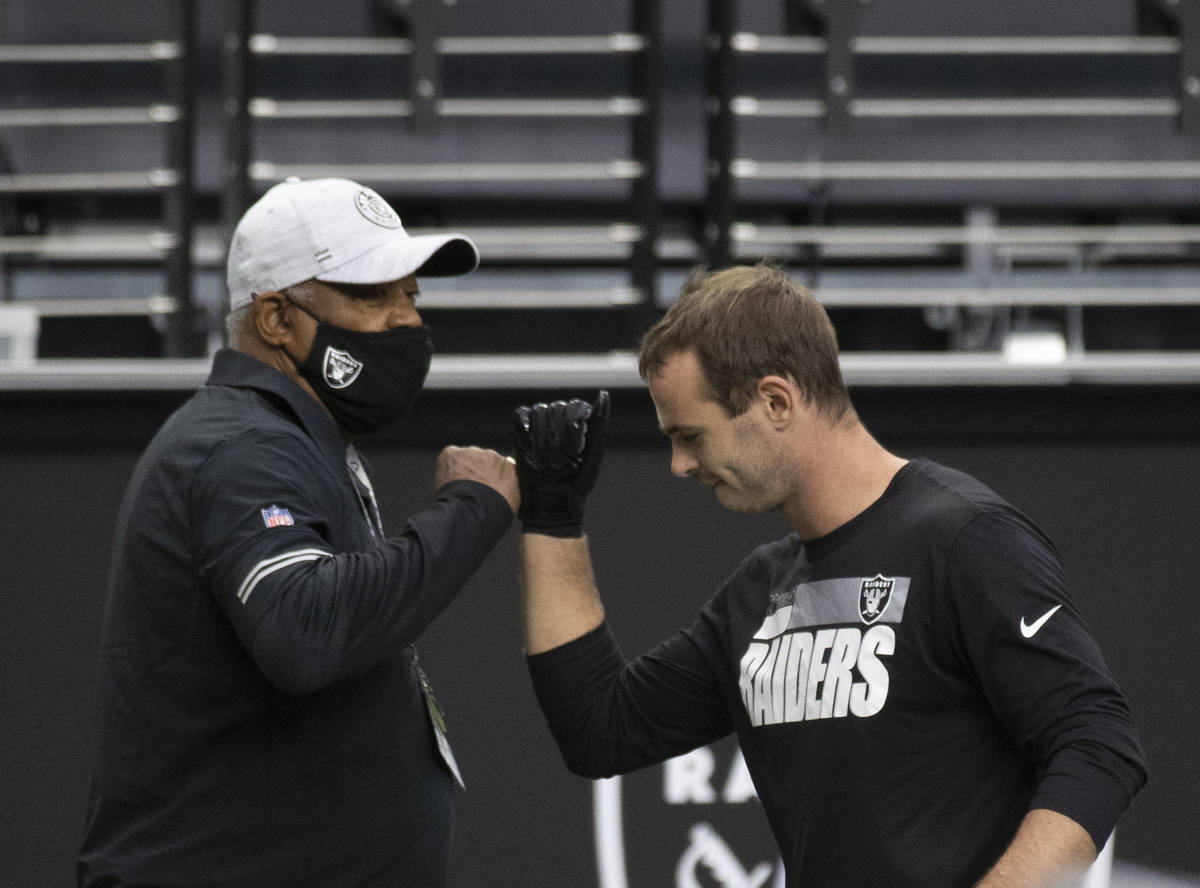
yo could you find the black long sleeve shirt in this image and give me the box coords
[529,458,1147,887]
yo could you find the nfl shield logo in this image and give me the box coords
[859,575,894,625]
[322,346,363,389]
[261,505,294,528]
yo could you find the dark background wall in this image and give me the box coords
[2,386,1197,887]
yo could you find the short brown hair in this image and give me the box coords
[638,264,853,420]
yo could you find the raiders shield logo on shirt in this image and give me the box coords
[859,574,895,625]
[322,346,363,389]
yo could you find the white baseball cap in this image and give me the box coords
[226,177,479,310]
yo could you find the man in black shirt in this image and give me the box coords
[78,177,519,887]
[512,264,1146,888]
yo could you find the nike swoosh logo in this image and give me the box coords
[1020,604,1063,639]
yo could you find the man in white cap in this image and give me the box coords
[78,178,519,887]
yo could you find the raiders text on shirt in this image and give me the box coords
[739,575,909,726]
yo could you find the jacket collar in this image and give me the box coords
[206,348,345,460]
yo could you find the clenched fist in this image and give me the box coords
[511,391,610,537]
[435,445,520,514]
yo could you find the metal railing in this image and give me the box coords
[0,0,202,355]
[2,1,1200,384]
[222,0,662,330]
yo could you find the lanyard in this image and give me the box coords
[343,446,464,789]
[345,444,384,541]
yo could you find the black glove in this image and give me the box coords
[511,390,610,537]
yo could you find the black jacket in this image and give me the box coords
[79,349,512,887]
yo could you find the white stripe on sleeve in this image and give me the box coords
[237,548,332,604]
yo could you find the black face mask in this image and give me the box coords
[284,299,433,436]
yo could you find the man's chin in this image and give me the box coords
[713,485,772,516]
[710,482,777,516]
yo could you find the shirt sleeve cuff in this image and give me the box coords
[526,622,624,723]
[1030,745,1148,851]
[435,478,514,528]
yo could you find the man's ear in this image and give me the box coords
[757,375,798,427]
[251,291,295,348]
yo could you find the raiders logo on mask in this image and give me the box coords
[322,346,364,389]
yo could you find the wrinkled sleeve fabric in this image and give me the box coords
[192,429,513,694]
[527,618,735,778]
[945,509,1148,850]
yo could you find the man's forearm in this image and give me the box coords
[975,808,1097,888]
[520,533,605,655]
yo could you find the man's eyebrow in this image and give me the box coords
[330,282,388,301]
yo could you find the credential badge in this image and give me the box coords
[322,346,363,389]
[859,574,894,625]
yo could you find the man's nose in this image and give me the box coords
[388,303,422,329]
[670,445,697,479]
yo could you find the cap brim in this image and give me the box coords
[317,233,479,286]
[413,235,480,276]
